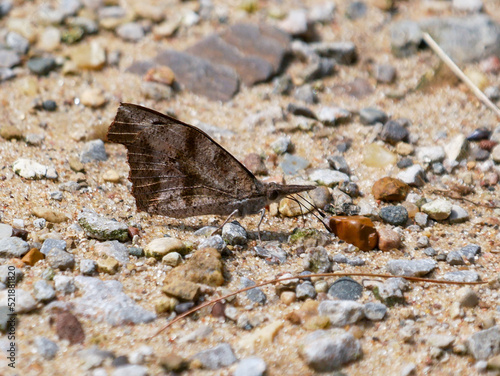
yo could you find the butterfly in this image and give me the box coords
[107,103,315,219]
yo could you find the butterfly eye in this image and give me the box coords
[268,190,279,201]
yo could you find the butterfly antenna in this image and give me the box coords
[294,193,332,232]
[288,194,323,224]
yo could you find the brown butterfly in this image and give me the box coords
[107,103,315,219]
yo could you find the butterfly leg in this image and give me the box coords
[256,208,266,244]
[210,209,239,236]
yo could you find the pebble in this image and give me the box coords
[427,334,455,349]
[280,153,310,175]
[445,134,469,161]
[0,265,23,284]
[241,277,267,305]
[346,1,367,19]
[13,158,48,179]
[102,169,120,183]
[397,164,427,186]
[69,41,106,70]
[326,215,378,251]
[377,277,408,305]
[296,281,317,300]
[390,20,422,57]
[363,302,387,321]
[199,235,226,253]
[416,146,446,163]
[293,84,317,104]
[271,136,292,155]
[318,300,365,326]
[155,49,238,102]
[80,139,108,163]
[77,346,115,369]
[54,275,76,294]
[373,63,396,83]
[327,155,350,174]
[377,227,402,251]
[0,1,12,17]
[34,337,59,360]
[73,276,156,325]
[21,248,45,266]
[492,144,500,163]
[243,154,268,175]
[0,49,21,68]
[80,259,97,275]
[421,199,452,220]
[328,277,363,300]
[414,212,428,227]
[466,326,500,360]
[308,186,332,209]
[113,365,148,376]
[416,236,430,248]
[458,244,481,262]
[38,27,61,51]
[299,330,362,372]
[0,224,12,239]
[309,169,349,186]
[372,177,409,201]
[386,259,437,277]
[359,108,388,125]
[234,357,267,376]
[42,100,57,112]
[0,289,36,313]
[40,238,66,256]
[27,57,57,76]
[192,343,237,370]
[380,120,409,145]
[310,41,357,65]
[278,9,309,37]
[379,205,408,226]
[47,248,75,270]
[362,143,397,167]
[443,271,480,283]
[303,246,332,273]
[254,245,287,264]
[116,22,145,42]
[447,251,464,265]
[95,241,129,265]
[162,252,182,267]
[97,257,119,274]
[6,31,29,54]
[222,222,248,245]
[77,209,129,242]
[0,67,15,82]
[34,280,56,302]
[81,88,107,108]
[0,237,29,258]
[457,287,479,307]
[317,106,351,126]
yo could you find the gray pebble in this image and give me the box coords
[6,32,29,54]
[446,251,465,265]
[443,270,480,283]
[414,212,428,227]
[112,365,148,376]
[377,277,408,305]
[240,277,266,305]
[272,74,293,95]
[359,107,388,125]
[80,139,108,163]
[0,237,30,258]
[363,302,387,321]
[0,67,15,82]
[0,224,12,239]
[280,153,310,175]
[431,162,445,175]
[50,191,63,201]
[346,2,367,20]
[386,259,437,277]
[192,343,237,370]
[222,222,247,246]
[96,240,129,265]
[397,157,413,169]
[34,336,59,360]
[310,41,357,65]
[457,244,480,262]
[60,0,82,17]
[390,20,422,57]
[72,276,156,325]
[54,275,76,294]
[416,236,430,248]
[271,136,292,155]
[34,280,56,302]
[296,281,317,300]
[328,277,363,301]
[423,247,437,257]
[33,218,47,229]
[0,0,12,17]
[293,84,317,104]
[303,246,332,273]
[77,208,129,242]
[379,205,408,226]
[309,169,350,187]
[380,120,408,145]
[318,300,365,326]
[373,63,396,83]
[466,326,500,360]
[127,247,144,257]
[199,235,226,253]
[254,245,287,264]
[327,155,350,174]
[397,164,427,186]
[416,146,445,163]
[80,259,97,275]
[47,248,75,270]
[299,330,362,372]
[234,357,267,376]
[40,238,66,255]
[0,49,21,68]
[27,57,56,76]
[317,106,350,126]
[67,16,99,34]
[0,265,23,285]
[457,287,479,307]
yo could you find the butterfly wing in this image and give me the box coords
[107,103,265,218]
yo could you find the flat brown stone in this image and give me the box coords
[326,215,378,251]
[372,177,410,201]
[53,311,85,345]
[377,227,402,251]
[155,50,239,102]
[162,280,200,301]
[187,34,274,86]
[21,248,45,266]
[163,247,224,287]
[219,23,289,72]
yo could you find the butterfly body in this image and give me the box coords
[107,103,315,218]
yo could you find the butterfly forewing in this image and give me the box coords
[107,103,265,218]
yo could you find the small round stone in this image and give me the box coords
[456,287,479,307]
[80,259,97,275]
[162,252,182,267]
[296,281,317,300]
[379,205,409,226]
[34,280,56,302]
[42,100,57,111]
[34,336,59,360]
[222,222,248,246]
[416,236,430,248]
[328,277,363,300]
[47,248,75,270]
[363,302,387,321]
[280,291,296,305]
